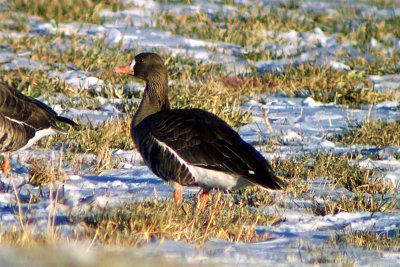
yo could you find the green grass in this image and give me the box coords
[227,152,392,207]
[366,0,400,8]
[9,0,400,55]
[40,118,133,153]
[148,3,400,61]
[271,153,386,194]
[150,6,315,60]
[83,194,282,246]
[260,62,397,107]
[0,31,253,125]
[0,70,75,98]
[37,118,132,175]
[331,230,400,251]
[311,193,396,215]
[11,0,130,24]
[335,121,400,147]
[1,13,398,110]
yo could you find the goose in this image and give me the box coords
[0,82,77,175]
[114,53,285,211]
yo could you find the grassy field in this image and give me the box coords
[1,0,400,263]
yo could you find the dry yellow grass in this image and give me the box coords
[330,230,400,251]
[83,193,282,246]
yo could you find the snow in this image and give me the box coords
[49,70,104,92]
[2,0,400,265]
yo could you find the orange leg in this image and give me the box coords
[198,191,209,212]
[173,187,183,203]
[1,159,10,175]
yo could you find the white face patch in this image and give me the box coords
[129,59,136,72]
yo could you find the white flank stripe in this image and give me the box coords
[5,116,25,126]
[153,136,191,171]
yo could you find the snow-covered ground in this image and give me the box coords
[2,0,400,265]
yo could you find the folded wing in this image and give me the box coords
[134,108,285,189]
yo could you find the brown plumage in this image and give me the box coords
[0,82,78,174]
[114,53,285,211]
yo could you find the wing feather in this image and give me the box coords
[0,113,36,153]
[0,82,77,130]
[133,109,285,189]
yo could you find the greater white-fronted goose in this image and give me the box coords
[0,82,77,174]
[114,53,285,211]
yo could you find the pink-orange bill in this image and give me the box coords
[113,65,132,74]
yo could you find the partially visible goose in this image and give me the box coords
[0,82,78,174]
[114,53,285,210]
